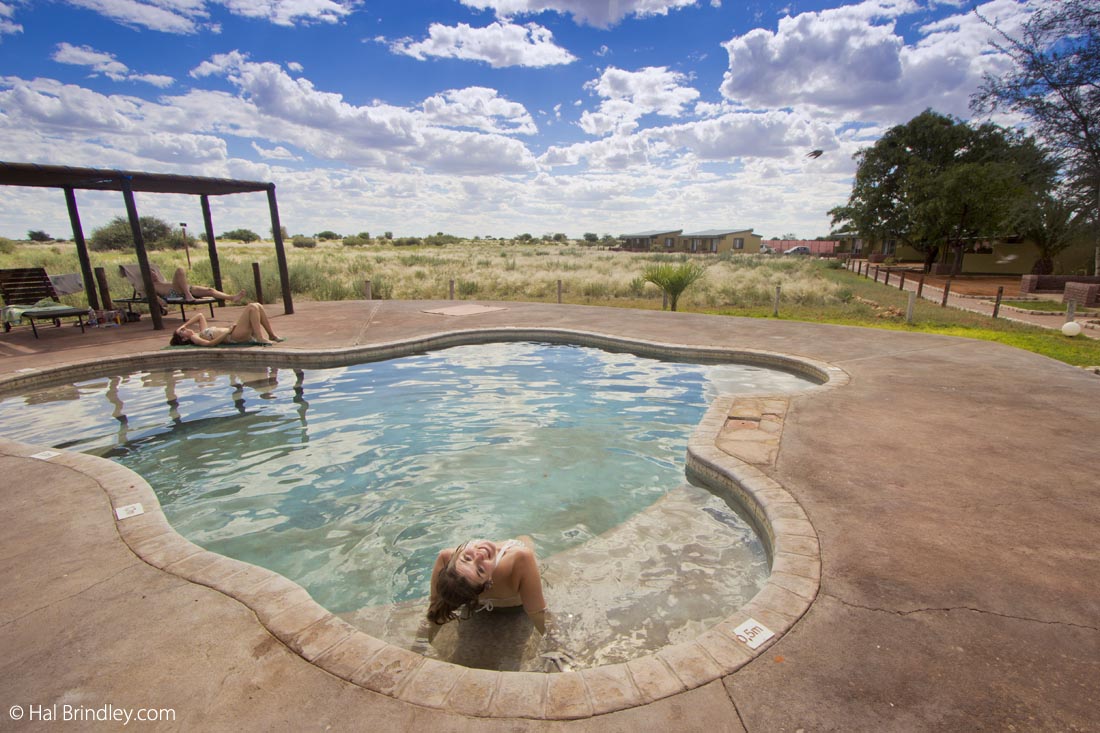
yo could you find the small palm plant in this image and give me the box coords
[642,261,708,311]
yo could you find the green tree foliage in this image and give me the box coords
[27,230,51,242]
[829,110,1055,274]
[220,228,260,242]
[89,216,174,251]
[642,262,707,311]
[315,230,341,240]
[1013,194,1090,274]
[583,232,599,242]
[973,0,1100,215]
[291,235,317,248]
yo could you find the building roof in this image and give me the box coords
[682,229,753,237]
[0,161,272,196]
[620,229,682,238]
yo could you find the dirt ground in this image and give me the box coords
[875,270,1024,297]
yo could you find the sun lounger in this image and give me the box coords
[0,268,86,338]
[115,264,216,320]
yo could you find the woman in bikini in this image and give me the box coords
[169,302,284,346]
[427,536,549,636]
[152,267,246,306]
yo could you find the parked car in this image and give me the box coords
[783,245,812,255]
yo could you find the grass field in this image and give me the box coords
[5,240,1100,367]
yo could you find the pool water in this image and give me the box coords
[0,341,813,669]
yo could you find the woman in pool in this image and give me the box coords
[152,266,246,306]
[169,303,285,346]
[427,535,549,635]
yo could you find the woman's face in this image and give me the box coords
[451,540,496,585]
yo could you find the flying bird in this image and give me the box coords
[806,149,824,159]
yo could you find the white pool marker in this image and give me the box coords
[115,503,145,520]
[29,450,61,461]
[732,618,775,649]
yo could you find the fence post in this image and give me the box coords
[252,262,264,305]
[906,291,916,324]
[917,275,925,299]
[364,279,372,301]
[773,285,781,317]
[898,271,906,291]
[941,277,952,307]
[884,269,890,286]
[662,292,668,310]
[449,279,455,300]
[1066,301,1077,323]
[992,286,1004,318]
[557,279,562,304]
[873,266,880,282]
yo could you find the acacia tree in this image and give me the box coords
[972,0,1100,216]
[830,110,1055,274]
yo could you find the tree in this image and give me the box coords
[315,230,341,240]
[27,230,51,242]
[1012,193,1089,274]
[972,1,1100,216]
[829,110,1056,274]
[583,232,599,242]
[89,216,173,251]
[643,262,707,312]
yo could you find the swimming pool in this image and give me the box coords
[0,340,815,669]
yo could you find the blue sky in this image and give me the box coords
[0,0,1039,240]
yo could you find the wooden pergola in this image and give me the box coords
[0,161,294,330]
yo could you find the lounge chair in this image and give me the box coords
[0,267,87,338]
[115,263,216,320]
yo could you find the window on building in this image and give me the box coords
[690,238,698,252]
[665,237,674,248]
[734,238,744,250]
[884,239,897,255]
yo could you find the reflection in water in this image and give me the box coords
[0,342,810,670]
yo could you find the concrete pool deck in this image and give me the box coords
[1,300,1098,731]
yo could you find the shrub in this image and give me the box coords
[643,262,707,311]
[457,280,479,297]
[315,230,341,241]
[0,237,16,254]
[27,230,51,242]
[342,235,369,246]
[291,235,317,248]
[219,228,260,242]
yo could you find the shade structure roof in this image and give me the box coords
[0,161,271,196]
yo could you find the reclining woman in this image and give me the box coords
[169,303,284,346]
[427,536,549,637]
[152,266,245,306]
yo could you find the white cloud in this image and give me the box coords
[388,21,576,68]
[719,0,1034,121]
[460,0,702,28]
[0,1,23,36]
[52,42,175,86]
[580,66,700,136]
[251,140,302,160]
[59,0,354,34]
[421,87,537,135]
[286,61,303,72]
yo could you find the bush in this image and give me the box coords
[27,230,51,242]
[0,237,16,254]
[342,235,369,246]
[220,229,260,243]
[456,280,479,297]
[89,216,173,251]
[291,235,317,248]
[315,230,341,241]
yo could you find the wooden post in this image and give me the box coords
[63,186,101,311]
[941,277,952,307]
[201,195,223,294]
[773,285,781,317]
[662,292,668,310]
[364,279,372,301]
[992,286,1004,318]
[898,271,906,290]
[266,185,294,315]
[906,291,916,324]
[1066,301,1077,323]
[884,269,890,286]
[120,177,163,330]
[873,266,880,282]
[917,275,925,299]
[94,267,113,309]
[557,279,562,304]
[449,279,455,300]
[252,262,264,305]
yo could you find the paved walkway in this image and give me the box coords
[1,300,1098,731]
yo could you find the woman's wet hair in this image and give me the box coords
[427,563,489,626]
[169,330,191,346]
